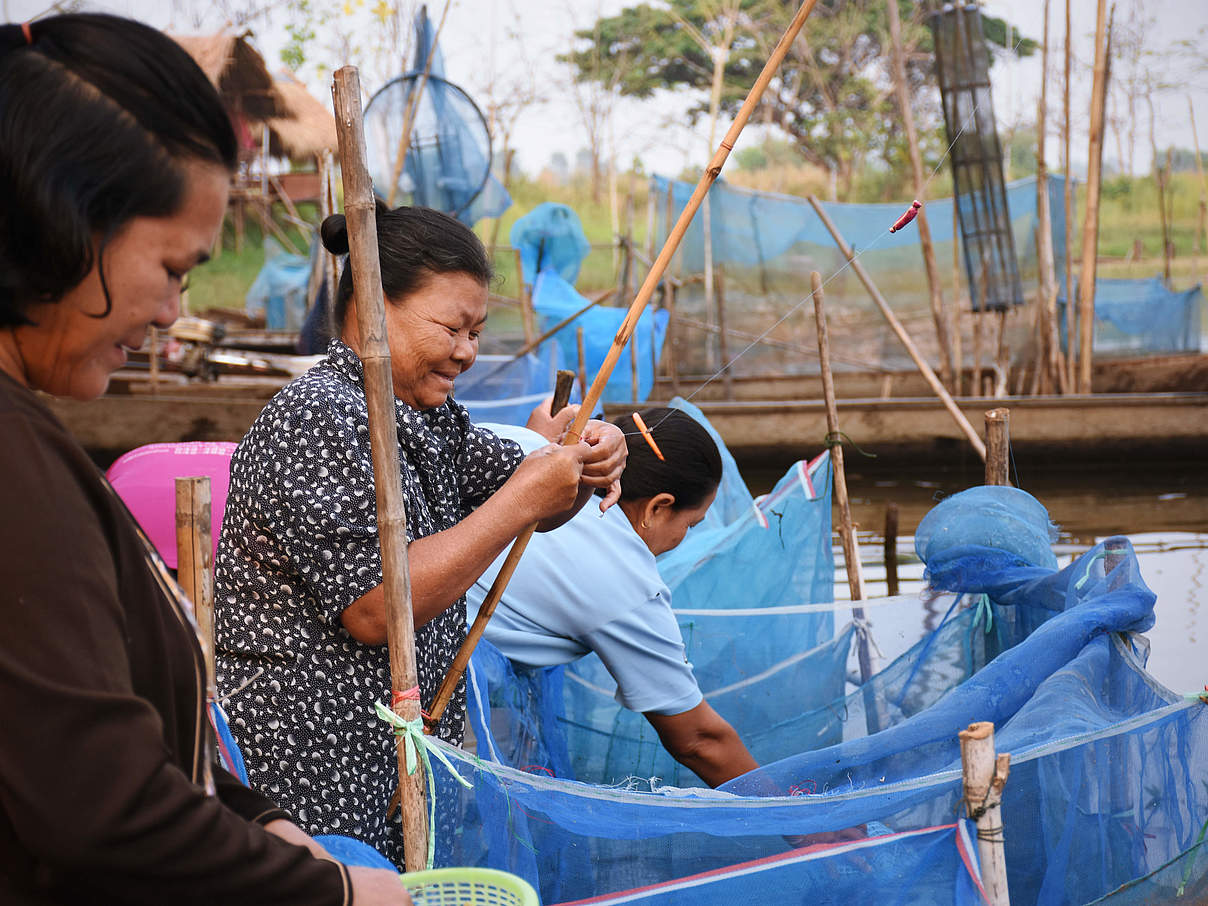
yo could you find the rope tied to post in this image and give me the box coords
[375,691,472,869]
[851,618,885,661]
[822,431,877,458]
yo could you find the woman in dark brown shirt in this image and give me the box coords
[0,14,408,905]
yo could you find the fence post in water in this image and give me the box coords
[959,721,1012,905]
[883,503,899,597]
[984,408,1010,486]
[812,271,885,734]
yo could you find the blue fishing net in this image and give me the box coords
[454,345,565,427]
[435,477,1207,904]
[1057,275,1203,356]
[531,270,668,403]
[649,174,1068,377]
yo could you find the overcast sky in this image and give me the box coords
[10,0,1208,182]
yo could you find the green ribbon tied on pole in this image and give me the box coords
[374,700,472,870]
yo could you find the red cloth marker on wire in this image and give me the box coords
[890,199,922,233]
[631,412,665,461]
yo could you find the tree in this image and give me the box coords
[561,0,1033,199]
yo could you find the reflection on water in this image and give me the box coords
[742,459,1208,697]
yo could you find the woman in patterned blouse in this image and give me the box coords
[214,206,625,864]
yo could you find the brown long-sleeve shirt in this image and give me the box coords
[0,372,352,905]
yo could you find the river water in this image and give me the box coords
[743,456,1208,696]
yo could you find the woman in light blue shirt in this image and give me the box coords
[469,408,758,787]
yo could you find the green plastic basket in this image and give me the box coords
[399,867,540,905]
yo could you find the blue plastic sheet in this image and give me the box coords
[245,239,310,330]
[510,203,593,287]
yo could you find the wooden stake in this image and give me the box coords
[1189,98,1208,286]
[959,722,1012,906]
[811,272,883,733]
[332,66,427,873]
[551,370,575,417]
[984,408,1010,486]
[807,196,987,460]
[1034,0,1068,394]
[1063,0,1076,390]
[576,326,588,401]
[716,267,733,400]
[952,198,964,397]
[883,503,899,598]
[630,332,640,403]
[664,185,681,393]
[514,246,537,346]
[886,0,955,389]
[176,476,215,797]
[426,0,825,731]
[1077,0,1111,394]
[1159,148,1173,287]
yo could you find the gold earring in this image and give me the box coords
[641,520,649,529]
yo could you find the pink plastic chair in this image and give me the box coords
[106,441,236,568]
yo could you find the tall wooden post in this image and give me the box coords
[1076,0,1110,394]
[514,247,537,346]
[333,66,428,873]
[886,0,955,389]
[176,476,215,798]
[883,503,900,597]
[959,722,1012,905]
[984,408,1010,486]
[576,326,588,401]
[716,267,733,400]
[1034,0,1067,394]
[1189,98,1208,285]
[1063,0,1076,390]
[812,272,885,734]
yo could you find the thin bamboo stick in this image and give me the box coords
[664,185,681,393]
[716,267,733,400]
[175,476,215,797]
[1034,0,1068,394]
[515,247,537,345]
[806,196,987,460]
[426,0,825,730]
[332,66,427,873]
[1063,0,1076,390]
[576,326,588,401]
[984,408,1010,486]
[952,197,964,396]
[811,271,883,734]
[886,0,954,389]
[149,327,160,396]
[883,503,899,598]
[959,722,1012,905]
[1077,0,1110,394]
[386,0,451,207]
[1189,98,1208,285]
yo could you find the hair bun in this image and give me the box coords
[0,23,31,53]
[320,214,349,255]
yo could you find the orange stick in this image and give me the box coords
[632,412,665,461]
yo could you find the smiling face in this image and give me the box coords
[381,270,488,410]
[1,161,229,401]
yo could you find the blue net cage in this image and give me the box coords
[1057,275,1203,357]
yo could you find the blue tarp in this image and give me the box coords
[1057,275,1203,355]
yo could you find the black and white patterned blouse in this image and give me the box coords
[214,338,523,864]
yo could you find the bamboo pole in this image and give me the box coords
[952,197,964,396]
[1063,0,1076,390]
[386,0,451,207]
[426,0,825,730]
[664,185,681,393]
[514,247,537,345]
[807,196,987,460]
[1159,148,1173,287]
[884,503,899,598]
[576,326,588,401]
[716,267,733,400]
[1034,0,1068,394]
[1076,0,1110,394]
[984,408,1010,486]
[630,333,640,403]
[332,66,428,873]
[959,722,1012,906]
[1189,98,1208,285]
[811,272,883,734]
[321,149,340,341]
[175,476,215,797]
[886,0,954,390]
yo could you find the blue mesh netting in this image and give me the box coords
[454,344,564,427]
[245,238,310,330]
[430,479,1207,904]
[650,174,1068,375]
[531,270,668,403]
[362,9,510,226]
[1056,275,1203,356]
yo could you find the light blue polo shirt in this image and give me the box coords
[468,424,703,716]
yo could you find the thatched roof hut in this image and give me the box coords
[172,32,283,122]
[265,76,338,160]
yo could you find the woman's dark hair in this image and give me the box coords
[0,14,237,326]
[612,408,723,509]
[320,204,494,326]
